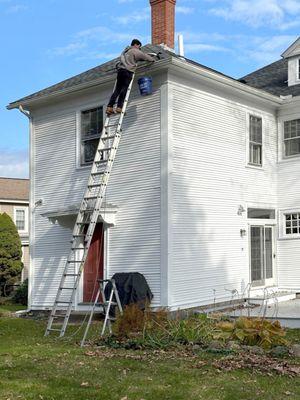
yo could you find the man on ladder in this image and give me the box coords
[106,39,156,115]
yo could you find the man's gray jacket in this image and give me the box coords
[118,46,155,72]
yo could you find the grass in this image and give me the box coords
[0,306,300,400]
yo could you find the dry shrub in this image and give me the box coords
[114,303,145,338]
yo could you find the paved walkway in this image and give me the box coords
[227,299,300,328]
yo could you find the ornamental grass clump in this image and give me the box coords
[214,317,288,349]
[112,304,216,349]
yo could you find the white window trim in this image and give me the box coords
[278,116,300,162]
[278,208,300,240]
[297,58,300,81]
[76,103,105,169]
[246,112,264,169]
[13,206,29,234]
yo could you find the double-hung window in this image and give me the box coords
[14,207,28,232]
[80,106,103,165]
[249,115,262,166]
[284,119,300,158]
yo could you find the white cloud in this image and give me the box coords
[208,0,300,29]
[6,4,27,13]
[185,43,230,53]
[112,7,150,25]
[0,150,28,179]
[47,25,148,61]
[177,6,194,14]
[49,42,87,57]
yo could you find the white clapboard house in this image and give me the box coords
[8,1,300,311]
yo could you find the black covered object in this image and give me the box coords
[104,272,153,309]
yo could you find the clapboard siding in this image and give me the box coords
[277,159,300,290]
[170,83,277,307]
[31,88,161,308]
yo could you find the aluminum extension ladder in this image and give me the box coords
[80,278,123,347]
[45,74,135,338]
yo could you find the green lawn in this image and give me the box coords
[0,307,300,400]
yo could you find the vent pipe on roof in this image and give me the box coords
[178,34,185,58]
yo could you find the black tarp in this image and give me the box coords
[104,272,153,309]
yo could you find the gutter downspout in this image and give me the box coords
[18,105,33,313]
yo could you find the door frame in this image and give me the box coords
[75,224,108,309]
[248,221,277,288]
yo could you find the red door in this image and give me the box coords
[83,223,104,302]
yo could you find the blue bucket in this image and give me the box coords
[138,76,153,96]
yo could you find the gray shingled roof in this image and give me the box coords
[241,58,300,97]
[7,44,172,109]
[9,43,289,110]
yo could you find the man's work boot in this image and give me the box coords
[106,106,114,115]
[116,107,122,113]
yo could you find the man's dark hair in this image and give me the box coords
[131,39,142,47]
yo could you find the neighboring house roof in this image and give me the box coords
[0,177,29,201]
[7,44,246,110]
[240,58,300,97]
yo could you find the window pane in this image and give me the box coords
[284,119,300,140]
[250,116,262,143]
[81,107,103,138]
[249,143,262,165]
[285,138,300,157]
[285,213,300,235]
[83,138,100,164]
[81,107,103,165]
[248,208,275,219]
[16,209,25,230]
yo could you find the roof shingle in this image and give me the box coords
[241,58,300,97]
[0,177,29,201]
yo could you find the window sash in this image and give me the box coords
[284,119,300,157]
[15,209,25,231]
[249,116,262,166]
[80,107,103,165]
[285,213,300,235]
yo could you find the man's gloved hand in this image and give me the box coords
[147,52,162,60]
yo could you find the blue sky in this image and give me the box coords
[1,0,299,178]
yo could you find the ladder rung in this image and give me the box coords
[55,301,72,304]
[64,273,79,277]
[67,260,82,263]
[101,135,116,141]
[91,171,105,176]
[73,234,85,237]
[95,160,111,165]
[76,221,90,225]
[47,328,62,332]
[84,195,98,200]
[105,124,119,128]
[88,183,102,188]
[60,287,75,290]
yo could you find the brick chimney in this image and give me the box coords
[149,0,176,49]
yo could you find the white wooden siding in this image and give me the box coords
[31,87,162,308]
[170,83,278,308]
[277,153,300,290]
